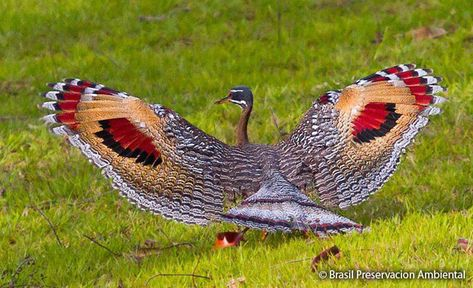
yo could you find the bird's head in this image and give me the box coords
[215,86,253,109]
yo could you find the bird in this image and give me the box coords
[40,64,446,247]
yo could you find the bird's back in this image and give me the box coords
[218,143,278,202]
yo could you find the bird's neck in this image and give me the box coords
[237,105,252,146]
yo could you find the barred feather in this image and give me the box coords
[41,79,234,225]
[39,64,446,233]
[277,64,446,209]
[222,171,363,236]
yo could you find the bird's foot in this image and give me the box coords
[214,227,249,249]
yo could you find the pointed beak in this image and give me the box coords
[215,93,231,104]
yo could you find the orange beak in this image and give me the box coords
[215,93,232,104]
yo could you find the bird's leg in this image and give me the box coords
[214,227,249,249]
[261,230,268,241]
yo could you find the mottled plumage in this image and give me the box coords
[277,64,446,209]
[40,64,446,237]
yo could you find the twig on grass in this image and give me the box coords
[131,241,194,263]
[139,15,167,22]
[145,273,211,286]
[191,254,203,288]
[149,242,194,251]
[31,205,64,247]
[145,253,210,286]
[83,234,121,257]
[6,255,35,288]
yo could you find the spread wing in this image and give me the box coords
[277,64,446,209]
[41,79,230,225]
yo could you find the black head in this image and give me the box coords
[215,86,253,109]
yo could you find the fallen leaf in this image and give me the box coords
[457,238,473,255]
[226,276,246,288]
[144,239,157,248]
[214,230,247,249]
[409,26,447,41]
[311,245,341,272]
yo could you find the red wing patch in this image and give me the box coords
[42,80,162,168]
[48,80,122,96]
[351,64,446,143]
[352,103,401,143]
[95,118,162,167]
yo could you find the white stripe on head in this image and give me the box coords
[230,89,244,93]
[230,99,247,106]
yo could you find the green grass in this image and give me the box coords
[1,0,472,287]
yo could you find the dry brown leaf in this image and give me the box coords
[457,238,473,255]
[226,276,246,288]
[144,239,157,248]
[311,245,341,272]
[409,26,447,41]
[214,230,247,249]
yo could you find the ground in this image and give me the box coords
[1,0,472,287]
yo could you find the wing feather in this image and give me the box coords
[277,64,446,208]
[41,80,230,225]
